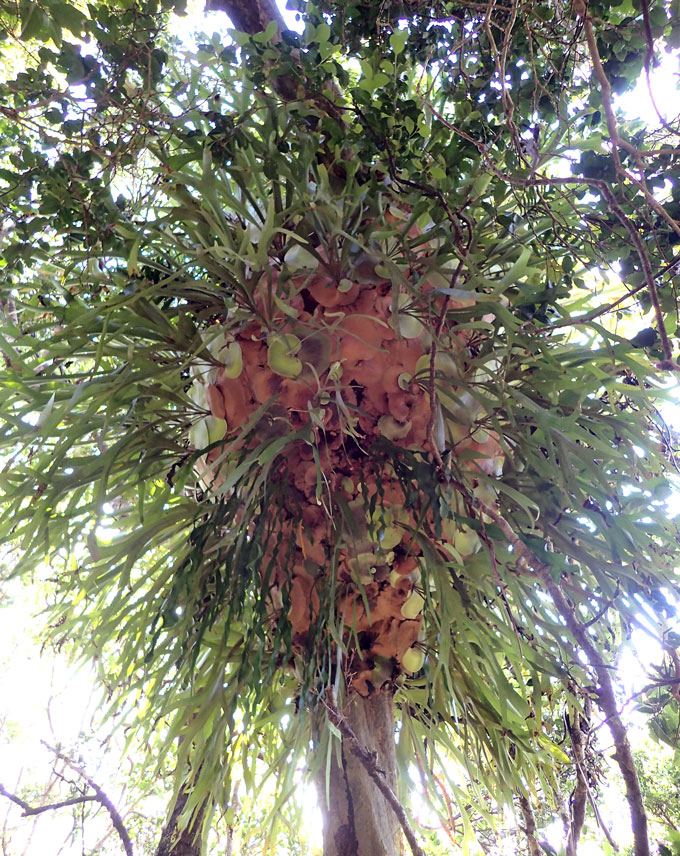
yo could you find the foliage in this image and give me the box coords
[1,0,680,853]
[637,748,680,836]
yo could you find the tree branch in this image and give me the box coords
[516,792,542,856]
[204,0,286,34]
[203,0,346,129]
[0,784,97,817]
[418,99,679,369]
[580,10,680,241]
[474,501,650,856]
[41,743,134,856]
[566,710,588,856]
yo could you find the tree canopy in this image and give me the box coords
[1,0,680,854]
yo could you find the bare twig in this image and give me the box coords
[41,743,134,856]
[0,784,97,817]
[583,583,621,628]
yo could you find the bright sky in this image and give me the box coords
[1,5,680,856]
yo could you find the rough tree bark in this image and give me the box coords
[319,691,402,856]
[155,781,208,856]
[205,0,285,33]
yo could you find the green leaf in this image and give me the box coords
[19,0,49,40]
[53,2,87,36]
[252,19,278,43]
[127,239,141,275]
[390,29,408,56]
[314,21,331,44]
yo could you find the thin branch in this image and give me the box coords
[658,806,680,833]
[566,712,588,856]
[410,744,460,844]
[639,0,679,137]
[587,785,619,850]
[0,785,97,817]
[580,17,636,169]
[41,743,134,856]
[322,691,427,856]
[525,181,672,364]
[639,0,656,75]
[581,11,680,243]
[583,583,621,628]
[474,500,650,856]
[431,773,462,842]
[418,100,679,368]
[516,792,542,856]
[530,281,647,334]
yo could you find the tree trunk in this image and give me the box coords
[155,779,208,856]
[318,691,402,856]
